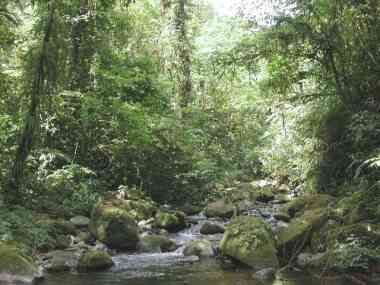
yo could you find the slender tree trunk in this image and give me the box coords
[70,0,95,92]
[160,0,171,15]
[7,1,55,203]
[174,0,192,109]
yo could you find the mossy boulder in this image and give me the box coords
[138,235,177,253]
[220,216,279,271]
[103,198,157,222]
[255,186,275,203]
[183,240,214,258]
[54,235,72,250]
[274,194,291,204]
[90,202,139,250]
[45,250,81,272]
[205,200,235,218]
[78,250,114,272]
[154,211,186,233]
[276,209,329,260]
[0,242,39,284]
[283,194,335,218]
[200,222,225,235]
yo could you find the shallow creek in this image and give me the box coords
[40,203,357,285]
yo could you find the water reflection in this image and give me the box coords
[41,258,353,285]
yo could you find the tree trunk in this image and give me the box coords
[174,0,192,109]
[7,1,55,203]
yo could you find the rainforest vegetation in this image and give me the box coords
[1,0,380,284]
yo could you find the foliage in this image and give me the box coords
[0,206,53,253]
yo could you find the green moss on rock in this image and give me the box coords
[78,250,114,272]
[277,209,329,260]
[90,202,139,250]
[138,235,177,253]
[205,200,235,218]
[183,240,214,258]
[220,216,279,271]
[0,242,38,281]
[284,194,334,218]
[154,211,186,233]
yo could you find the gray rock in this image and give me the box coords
[77,250,114,272]
[252,268,276,281]
[45,250,81,272]
[205,200,235,218]
[183,240,214,258]
[138,235,177,253]
[200,222,225,235]
[70,216,90,228]
[296,252,325,268]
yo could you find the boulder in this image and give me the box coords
[183,240,214,258]
[273,194,291,204]
[283,194,334,218]
[154,211,186,233]
[252,268,276,281]
[105,198,157,222]
[90,202,139,250]
[205,200,235,218]
[276,209,329,260]
[277,184,290,193]
[255,187,275,203]
[200,222,225,235]
[77,231,94,245]
[138,218,154,232]
[220,216,279,271]
[45,250,81,272]
[138,235,177,253]
[0,242,40,284]
[70,216,90,228]
[78,250,113,272]
[54,235,72,250]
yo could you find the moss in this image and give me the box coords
[205,200,235,218]
[183,240,214,257]
[220,216,279,270]
[0,242,37,277]
[277,209,328,261]
[255,186,275,203]
[284,194,334,218]
[154,211,186,233]
[109,199,157,222]
[90,202,139,250]
[139,235,177,252]
[78,250,114,272]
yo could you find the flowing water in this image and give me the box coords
[40,205,359,285]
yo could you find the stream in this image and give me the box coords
[40,202,356,285]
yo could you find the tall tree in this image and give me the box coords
[174,0,192,109]
[7,0,57,202]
